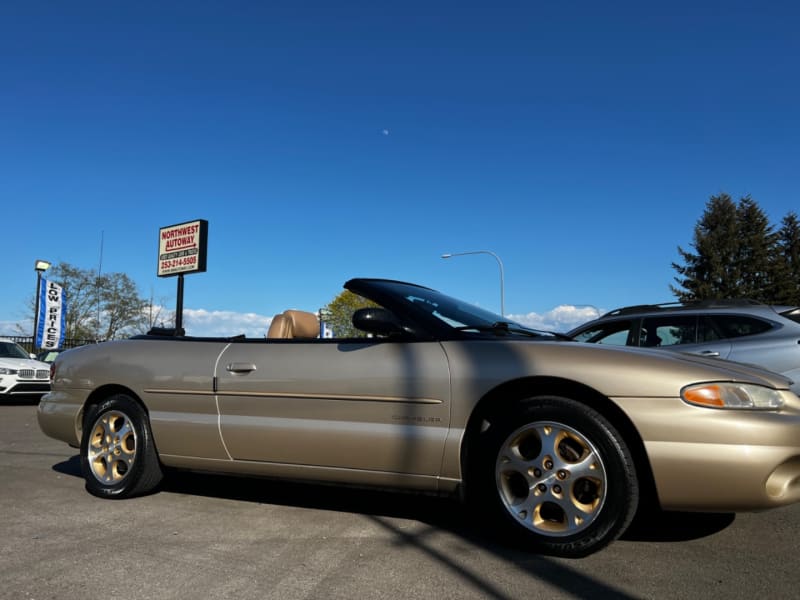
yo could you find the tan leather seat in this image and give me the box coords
[266,314,291,338]
[284,310,319,338]
[266,310,319,339]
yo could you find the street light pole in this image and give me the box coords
[441,250,505,317]
[32,259,52,353]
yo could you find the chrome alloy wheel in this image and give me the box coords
[495,421,607,537]
[87,410,138,484]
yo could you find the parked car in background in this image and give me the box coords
[36,348,65,364]
[0,339,51,400]
[38,280,800,557]
[568,300,800,393]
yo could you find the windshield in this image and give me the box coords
[395,285,560,338]
[403,290,502,328]
[347,278,567,339]
[0,341,31,359]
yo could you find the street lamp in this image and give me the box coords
[32,259,52,352]
[441,250,505,317]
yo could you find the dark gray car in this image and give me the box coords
[568,300,800,393]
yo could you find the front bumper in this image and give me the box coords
[615,396,800,511]
[0,380,50,397]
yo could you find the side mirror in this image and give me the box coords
[352,308,405,337]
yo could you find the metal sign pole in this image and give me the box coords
[175,273,184,335]
[32,270,43,352]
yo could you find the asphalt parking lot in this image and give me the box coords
[2,401,799,600]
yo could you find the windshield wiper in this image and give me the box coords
[454,322,538,337]
[455,321,573,340]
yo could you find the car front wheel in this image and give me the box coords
[80,394,163,499]
[475,395,639,557]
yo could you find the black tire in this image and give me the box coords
[80,393,163,499]
[472,395,638,558]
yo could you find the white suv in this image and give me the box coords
[0,339,51,400]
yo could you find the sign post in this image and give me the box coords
[157,219,208,335]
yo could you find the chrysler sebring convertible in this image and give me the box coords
[38,278,800,557]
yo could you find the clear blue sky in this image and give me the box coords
[3,1,799,336]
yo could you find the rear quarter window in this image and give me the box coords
[708,315,774,339]
[779,308,800,325]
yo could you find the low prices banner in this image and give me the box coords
[157,219,208,277]
[37,279,67,350]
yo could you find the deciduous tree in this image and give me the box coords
[323,290,377,338]
[40,263,151,340]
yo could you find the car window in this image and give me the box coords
[0,341,30,359]
[640,316,697,346]
[572,321,633,345]
[707,315,774,339]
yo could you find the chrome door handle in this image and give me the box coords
[696,351,720,357]
[226,363,257,373]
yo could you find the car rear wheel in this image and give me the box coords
[474,395,639,557]
[80,394,163,499]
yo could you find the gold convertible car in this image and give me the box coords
[38,279,800,557]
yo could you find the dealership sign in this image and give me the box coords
[157,219,208,277]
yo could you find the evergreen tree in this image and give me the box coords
[672,194,798,303]
[671,194,740,301]
[734,196,775,301]
[773,212,800,305]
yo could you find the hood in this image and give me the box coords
[443,339,796,400]
[571,342,795,394]
[0,357,51,370]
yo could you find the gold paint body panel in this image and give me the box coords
[38,337,800,510]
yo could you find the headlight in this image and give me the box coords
[0,368,17,375]
[682,382,784,410]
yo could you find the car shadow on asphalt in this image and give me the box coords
[51,456,736,598]
[52,458,735,546]
[53,455,81,476]
[622,509,735,542]
[158,470,645,598]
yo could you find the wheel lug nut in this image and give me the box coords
[557,470,567,480]
[544,460,553,470]
[537,484,547,493]
[533,468,542,477]
[553,485,562,494]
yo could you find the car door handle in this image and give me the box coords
[226,362,257,373]
[694,350,720,357]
